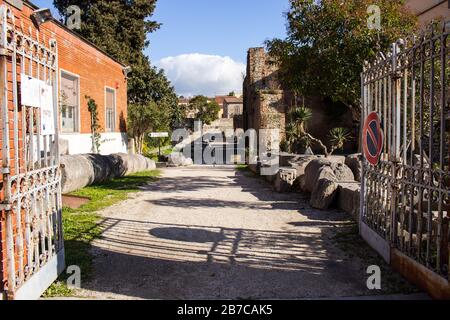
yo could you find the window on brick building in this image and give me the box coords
[60,71,79,133]
[105,87,116,132]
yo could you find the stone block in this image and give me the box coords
[304,158,355,193]
[274,167,297,193]
[288,155,318,177]
[337,182,361,222]
[59,138,69,156]
[168,152,193,167]
[333,162,355,182]
[345,153,362,182]
[60,153,156,194]
[310,178,339,210]
[303,158,334,192]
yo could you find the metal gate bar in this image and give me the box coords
[0,5,63,299]
[361,23,450,280]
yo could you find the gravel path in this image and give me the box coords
[75,166,418,300]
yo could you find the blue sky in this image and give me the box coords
[32,0,290,96]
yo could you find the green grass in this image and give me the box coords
[147,146,173,161]
[235,164,248,171]
[43,170,160,298]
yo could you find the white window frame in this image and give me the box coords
[59,69,81,134]
[105,86,117,132]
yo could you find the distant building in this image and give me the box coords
[405,0,450,26]
[214,96,228,118]
[178,97,190,107]
[223,96,243,119]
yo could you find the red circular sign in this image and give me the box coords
[362,112,384,166]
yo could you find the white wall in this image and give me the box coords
[60,132,128,155]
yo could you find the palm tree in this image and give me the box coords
[329,127,351,154]
[289,106,312,136]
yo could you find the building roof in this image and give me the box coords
[25,0,127,68]
[224,96,243,104]
[215,96,228,105]
[178,97,190,104]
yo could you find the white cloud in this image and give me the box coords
[157,53,246,97]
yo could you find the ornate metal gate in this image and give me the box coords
[361,24,450,280]
[0,5,64,299]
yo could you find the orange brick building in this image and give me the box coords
[405,0,450,26]
[0,0,129,299]
[4,0,129,155]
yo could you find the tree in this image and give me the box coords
[54,0,184,151]
[53,0,159,66]
[127,101,171,154]
[85,96,101,153]
[287,104,351,157]
[128,57,181,128]
[266,0,417,119]
[188,96,220,125]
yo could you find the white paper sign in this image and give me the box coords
[21,74,41,108]
[40,82,55,135]
[150,132,169,138]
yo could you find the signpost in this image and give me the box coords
[149,132,169,159]
[362,112,384,166]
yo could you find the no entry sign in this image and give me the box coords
[362,112,384,166]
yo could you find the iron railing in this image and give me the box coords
[361,23,450,279]
[0,5,63,299]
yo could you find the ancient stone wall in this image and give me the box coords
[243,48,287,151]
[243,47,356,154]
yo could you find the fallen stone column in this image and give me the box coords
[60,153,156,194]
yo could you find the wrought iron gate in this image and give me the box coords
[361,24,450,280]
[0,5,64,299]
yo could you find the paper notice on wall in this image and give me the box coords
[40,82,55,135]
[20,74,41,108]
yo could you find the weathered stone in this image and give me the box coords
[310,177,339,210]
[61,155,95,194]
[345,153,362,182]
[168,153,184,166]
[299,175,307,192]
[183,157,194,166]
[60,153,156,194]
[333,162,355,182]
[327,155,346,164]
[59,138,69,156]
[168,152,193,167]
[337,182,361,222]
[303,158,334,192]
[317,165,337,182]
[274,167,297,193]
[304,158,355,193]
[288,155,318,177]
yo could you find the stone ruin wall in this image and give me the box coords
[243,48,288,151]
[243,47,356,154]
